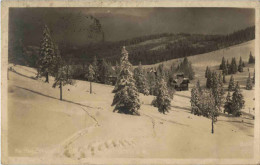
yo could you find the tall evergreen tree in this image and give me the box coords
[86,64,95,94]
[218,72,225,105]
[248,52,255,64]
[177,57,195,80]
[205,66,209,78]
[206,69,212,89]
[112,46,141,115]
[242,61,246,67]
[92,56,99,82]
[228,75,235,91]
[200,89,218,133]
[134,62,149,95]
[52,59,73,101]
[246,73,253,90]
[219,57,225,70]
[147,70,157,95]
[97,59,108,84]
[222,60,228,75]
[196,80,202,93]
[231,82,245,116]
[226,60,230,74]
[230,57,238,74]
[224,92,232,114]
[211,72,223,109]
[37,25,57,83]
[190,86,201,115]
[223,73,226,83]
[154,78,171,114]
[238,56,244,72]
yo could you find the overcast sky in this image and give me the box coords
[9,8,255,44]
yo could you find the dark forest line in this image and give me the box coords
[10,26,254,67]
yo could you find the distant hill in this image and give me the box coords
[9,26,255,67]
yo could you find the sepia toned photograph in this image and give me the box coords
[1,1,259,164]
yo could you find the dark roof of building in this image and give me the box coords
[173,78,190,84]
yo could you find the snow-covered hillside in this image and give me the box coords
[8,60,254,159]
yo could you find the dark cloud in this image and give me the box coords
[9,8,255,45]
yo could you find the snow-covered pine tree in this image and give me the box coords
[196,80,202,93]
[92,56,99,82]
[147,69,157,96]
[200,89,218,133]
[231,82,245,117]
[205,66,209,78]
[52,60,73,101]
[218,72,225,106]
[228,75,235,91]
[190,86,201,115]
[223,72,226,83]
[211,72,222,109]
[221,57,228,75]
[226,60,230,74]
[238,56,243,72]
[219,57,225,70]
[242,62,246,67]
[177,57,195,80]
[154,78,171,114]
[37,25,56,83]
[97,59,109,84]
[246,73,253,90]
[86,64,95,94]
[230,57,238,74]
[134,62,149,95]
[206,69,212,89]
[248,52,255,64]
[112,46,141,115]
[224,92,232,114]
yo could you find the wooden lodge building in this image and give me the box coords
[171,73,190,91]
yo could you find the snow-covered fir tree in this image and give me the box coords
[147,69,156,95]
[230,57,238,74]
[224,92,232,114]
[226,60,230,74]
[228,75,235,91]
[111,46,141,115]
[196,80,202,93]
[200,89,218,133]
[134,62,149,95]
[37,25,57,83]
[218,72,225,107]
[154,78,171,114]
[206,69,212,89]
[177,57,195,80]
[246,73,253,90]
[86,64,95,94]
[52,60,73,101]
[211,72,223,109]
[231,82,245,116]
[221,57,228,75]
[190,86,201,115]
[248,52,255,64]
[238,56,244,72]
[92,56,99,82]
[205,66,209,78]
[219,57,225,70]
[223,73,226,83]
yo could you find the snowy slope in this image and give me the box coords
[8,62,254,159]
